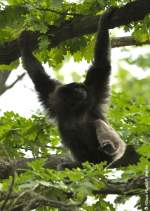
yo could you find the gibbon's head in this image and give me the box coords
[95,119,126,163]
[57,82,88,112]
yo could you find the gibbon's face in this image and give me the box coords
[57,82,88,111]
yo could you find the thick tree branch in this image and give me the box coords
[0,0,150,65]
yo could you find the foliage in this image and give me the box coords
[124,53,150,70]
[0,112,61,158]
[0,0,150,210]
[109,70,150,145]
[0,79,149,210]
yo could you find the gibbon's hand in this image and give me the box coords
[99,7,117,27]
[18,31,34,54]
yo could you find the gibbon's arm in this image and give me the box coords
[84,9,113,105]
[19,31,60,108]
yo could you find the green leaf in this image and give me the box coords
[0,60,19,70]
[0,6,26,29]
[51,0,63,9]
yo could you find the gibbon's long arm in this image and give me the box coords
[19,32,60,108]
[84,9,113,105]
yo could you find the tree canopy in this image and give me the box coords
[0,0,150,211]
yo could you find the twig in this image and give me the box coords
[5,72,26,91]
[0,72,26,95]
[0,173,15,211]
[23,192,86,211]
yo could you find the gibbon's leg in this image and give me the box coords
[95,119,126,162]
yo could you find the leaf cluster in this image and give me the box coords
[0,112,61,158]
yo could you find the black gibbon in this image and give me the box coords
[18,9,127,168]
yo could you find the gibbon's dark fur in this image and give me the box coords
[19,9,128,168]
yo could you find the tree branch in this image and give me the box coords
[0,145,140,180]
[0,70,11,95]
[0,0,150,65]
[0,189,85,211]
[0,146,145,210]
[0,175,149,210]
[111,36,150,48]
[5,73,25,91]
[0,72,26,95]
[94,175,149,195]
